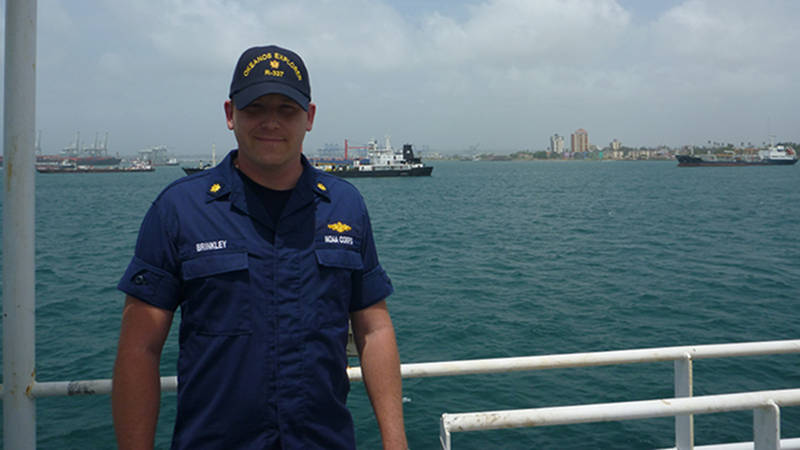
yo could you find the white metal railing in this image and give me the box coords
[2,339,798,449]
[15,339,799,396]
[349,339,800,380]
[426,340,800,450]
[440,390,800,450]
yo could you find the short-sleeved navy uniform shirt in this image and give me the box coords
[118,150,393,449]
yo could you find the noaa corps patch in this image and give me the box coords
[324,221,354,246]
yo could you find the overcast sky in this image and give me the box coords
[3,0,799,156]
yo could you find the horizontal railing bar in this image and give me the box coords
[441,389,800,432]
[28,376,177,398]
[349,339,800,380]
[658,437,800,449]
[10,339,800,397]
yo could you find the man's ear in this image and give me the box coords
[224,100,235,130]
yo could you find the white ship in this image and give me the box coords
[313,136,433,178]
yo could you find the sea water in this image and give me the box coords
[0,160,798,449]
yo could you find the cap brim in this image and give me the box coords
[231,82,310,111]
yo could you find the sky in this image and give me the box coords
[2,0,799,156]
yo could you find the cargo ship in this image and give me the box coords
[312,137,433,178]
[36,159,154,173]
[58,132,122,166]
[0,132,121,167]
[676,144,797,167]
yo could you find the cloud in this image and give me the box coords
[648,0,800,93]
[426,0,631,68]
[25,0,800,155]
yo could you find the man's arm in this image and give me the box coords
[112,295,174,450]
[350,300,407,450]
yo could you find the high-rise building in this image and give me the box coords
[609,139,623,159]
[571,129,589,153]
[550,134,565,153]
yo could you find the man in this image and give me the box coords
[112,45,407,449]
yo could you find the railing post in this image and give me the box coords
[674,354,693,449]
[3,0,38,449]
[440,414,452,450]
[753,401,780,450]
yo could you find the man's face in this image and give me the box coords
[225,94,316,172]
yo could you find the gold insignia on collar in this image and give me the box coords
[209,183,221,193]
[317,182,327,192]
[327,221,352,233]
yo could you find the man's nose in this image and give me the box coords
[259,109,281,129]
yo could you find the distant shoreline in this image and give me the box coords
[426,157,675,162]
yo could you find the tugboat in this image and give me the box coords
[183,144,216,175]
[676,143,797,167]
[313,137,433,178]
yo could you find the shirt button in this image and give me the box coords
[134,274,147,285]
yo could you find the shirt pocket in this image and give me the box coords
[314,249,363,328]
[180,250,253,335]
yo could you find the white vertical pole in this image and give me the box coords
[3,0,38,449]
[753,401,780,450]
[440,414,452,450]
[674,355,693,449]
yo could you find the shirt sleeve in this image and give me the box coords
[117,198,182,311]
[351,197,393,311]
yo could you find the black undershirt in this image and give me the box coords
[238,169,294,237]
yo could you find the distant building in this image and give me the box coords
[316,143,344,159]
[609,139,623,159]
[571,129,589,153]
[138,145,173,165]
[550,134,565,153]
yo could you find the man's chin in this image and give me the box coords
[250,155,302,170]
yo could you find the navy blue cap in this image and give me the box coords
[229,45,311,111]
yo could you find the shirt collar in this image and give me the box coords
[204,150,330,209]
[283,154,332,214]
